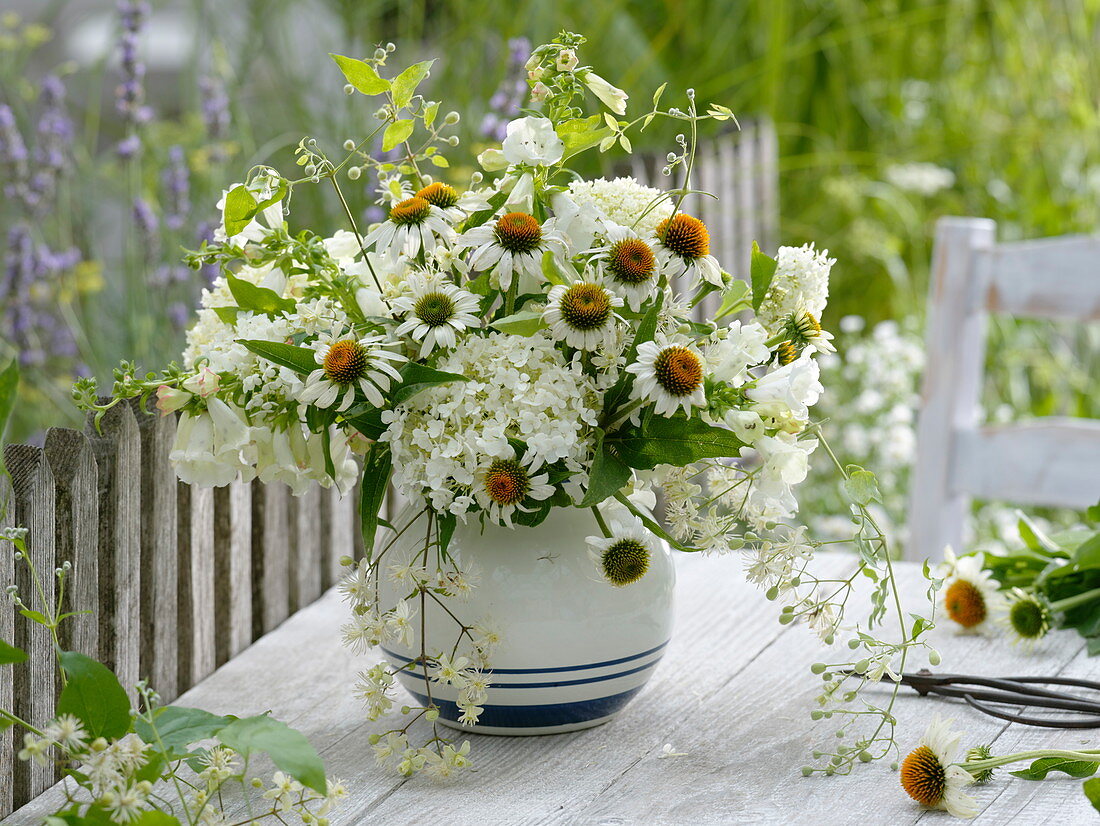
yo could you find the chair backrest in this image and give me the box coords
[907,216,1100,561]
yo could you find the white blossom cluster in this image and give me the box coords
[383,332,600,516]
[566,176,673,237]
[756,243,835,335]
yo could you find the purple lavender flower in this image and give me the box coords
[162,145,190,230]
[115,0,153,154]
[480,37,531,142]
[199,76,230,141]
[132,196,159,260]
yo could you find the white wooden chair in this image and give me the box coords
[907,216,1100,561]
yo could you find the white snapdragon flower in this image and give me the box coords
[501,116,565,166]
[550,191,604,253]
[323,229,362,264]
[581,70,628,115]
[746,351,823,425]
[705,320,770,387]
[169,399,256,488]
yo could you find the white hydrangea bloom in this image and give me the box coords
[566,177,673,238]
[756,243,835,335]
[382,333,599,516]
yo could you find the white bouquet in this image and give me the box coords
[84,33,932,781]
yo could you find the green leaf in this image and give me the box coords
[213,307,239,325]
[556,116,611,161]
[1010,757,1098,780]
[223,184,258,237]
[0,639,27,665]
[749,241,778,313]
[359,443,391,558]
[239,340,318,374]
[1084,776,1100,811]
[436,510,456,558]
[391,59,435,109]
[344,406,386,440]
[226,274,296,316]
[608,416,745,471]
[134,706,234,756]
[382,119,415,152]
[57,651,132,740]
[390,363,467,406]
[0,359,17,442]
[715,279,751,320]
[490,309,547,337]
[1087,501,1100,524]
[132,813,182,826]
[218,714,327,794]
[580,428,632,507]
[843,466,882,506]
[430,155,450,168]
[1018,511,1061,554]
[1073,532,1100,567]
[423,101,440,128]
[329,53,390,95]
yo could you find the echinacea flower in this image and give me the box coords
[586,517,656,586]
[777,310,836,355]
[654,213,724,289]
[456,211,568,293]
[543,278,623,350]
[473,452,554,526]
[899,715,978,818]
[298,334,406,412]
[626,337,707,418]
[364,196,455,266]
[392,273,481,357]
[997,588,1051,650]
[589,224,661,310]
[940,547,1003,634]
[414,181,490,223]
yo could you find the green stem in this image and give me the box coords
[961,749,1100,773]
[590,506,612,539]
[1050,587,1100,613]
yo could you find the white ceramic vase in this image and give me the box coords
[378,505,675,735]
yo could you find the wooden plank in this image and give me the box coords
[907,217,996,562]
[351,480,367,562]
[953,419,1100,509]
[177,482,216,688]
[985,235,1100,320]
[132,402,179,701]
[251,480,291,637]
[321,486,355,590]
[83,401,141,704]
[0,472,15,817]
[3,444,58,802]
[756,118,779,253]
[214,478,252,666]
[42,428,98,659]
[289,486,323,612]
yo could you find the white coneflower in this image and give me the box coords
[364,195,455,266]
[899,715,979,818]
[940,547,1003,634]
[589,224,661,311]
[456,211,568,292]
[586,517,656,586]
[414,182,490,223]
[298,334,406,412]
[778,310,836,355]
[543,278,623,350]
[392,273,481,357]
[653,213,724,289]
[473,452,554,526]
[997,588,1052,650]
[626,337,707,418]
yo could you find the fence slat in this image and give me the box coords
[290,486,323,612]
[214,479,252,666]
[0,473,15,817]
[251,480,290,637]
[178,483,216,688]
[4,445,58,802]
[43,428,98,660]
[321,486,355,590]
[85,402,142,704]
[132,403,180,701]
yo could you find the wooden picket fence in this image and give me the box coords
[0,122,778,820]
[0,399,364,816]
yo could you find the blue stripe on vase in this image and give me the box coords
[393,655,664,689]
[381,639,670,675]
[404,686,645,728]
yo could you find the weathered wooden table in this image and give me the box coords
[9,554,1096,824]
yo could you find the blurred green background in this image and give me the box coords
[1,0,1097,549]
